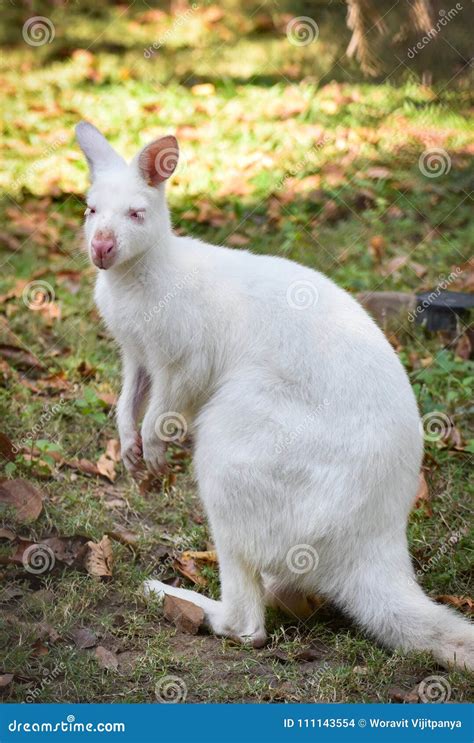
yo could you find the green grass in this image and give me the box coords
[0,0,473,704]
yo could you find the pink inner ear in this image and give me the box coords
[139,136,179,186]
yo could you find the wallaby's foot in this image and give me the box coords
[144,579,267,647]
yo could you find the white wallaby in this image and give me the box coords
[76,121,473,670]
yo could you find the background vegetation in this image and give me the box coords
[0,0,473,704]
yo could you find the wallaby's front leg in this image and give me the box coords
[140,372,180,476]
[117,355,150,474]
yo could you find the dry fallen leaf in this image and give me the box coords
[163,594,204,635]
[174,554,207,586]
[107,527,139,548]
[105,439,121,462]
[84,535,113,578]
[0,432,15,461]
[0,479,44,522]
[71,626,98,649]
[96,453,116,482]
[181,549,217,564]
[435,595,473,614]
[0,674,14,688]
[95,645,118,671]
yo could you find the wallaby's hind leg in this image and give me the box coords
[144,550,267,647]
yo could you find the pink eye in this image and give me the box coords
[129,209,145,221]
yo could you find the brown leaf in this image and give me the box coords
[181,549,217,564]
[388,686,420,703]
[366,166,391,179]
[454,333,472,361]
[0,527,16,540]
[105,439,121,462]
[107,527,139,548]
[0,433,17,462]
[163,594,204,635]
[95,646,118,671]
[96,454,116,482]
[435,595,473,614]
[227,233,250,247]
[71,627,98,649]
[84,536,113,578]
[369,235,385,263]
[0,479,43,522]
[0,344,44,371]
[0,674,14,688]
[67,458,100,477]
[174,554,207,586]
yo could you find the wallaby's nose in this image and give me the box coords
[91,231,117,269]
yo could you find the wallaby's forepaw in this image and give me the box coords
[121,431,144,474]
[142,432,168,476]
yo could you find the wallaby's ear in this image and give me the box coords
[136,135,179,187]
[75,121,126,179]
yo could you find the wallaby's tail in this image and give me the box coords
[328,538,474,670]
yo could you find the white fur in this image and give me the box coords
[76,122,473,668]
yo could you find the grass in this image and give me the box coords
[0,1,473,704]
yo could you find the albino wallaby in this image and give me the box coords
[76,121,473,670]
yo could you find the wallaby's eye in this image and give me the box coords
[85,206,96,217]
[129,209,145,221]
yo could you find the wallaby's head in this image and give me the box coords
[76,121,179,270]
